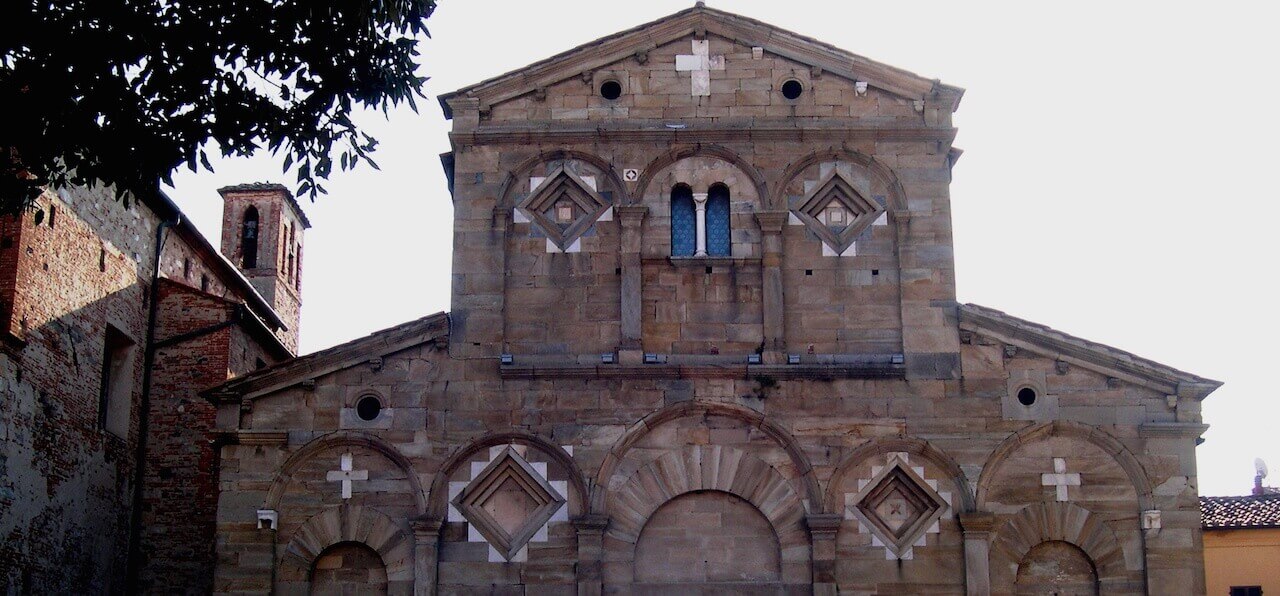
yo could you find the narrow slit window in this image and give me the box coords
[98,325,137,437]
[241,206,259,268]
[670,184,696,257]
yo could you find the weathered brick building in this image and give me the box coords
[0,181,307,593]
[202,6,1222,594]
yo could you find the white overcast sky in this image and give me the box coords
[166,1,1280,497]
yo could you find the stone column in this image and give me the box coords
[573,514,609,596]
[411,517,443,596]
[755,211,789,363]
[693,192,708,257]
[959,511,997,596]
[805,513,843,596]
[616,205,648,364]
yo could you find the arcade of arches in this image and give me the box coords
[206,4,1218,595]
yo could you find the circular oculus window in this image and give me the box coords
[780,79,804,100]
[600,80,622,100]
[1016,386,1038,406]
[356,395,383,421]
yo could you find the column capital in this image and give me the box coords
[410,515,444,539]
[958,511,998,534]
[755,210,790,234]
[572,514,610,534]
[805,513,843,538]
[692,191,709,204]
[615,204,649,223]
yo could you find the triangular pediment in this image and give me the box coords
[203,312,449,402]
[959,304,1221,400]
[440,5,962,118]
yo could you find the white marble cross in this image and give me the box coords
[1041,457,1081,502]
[326,452,368,499]
[675,39,724,96]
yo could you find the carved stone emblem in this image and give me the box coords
[792,170,886,255]
[451,446,566,561]
[517,165,611,250]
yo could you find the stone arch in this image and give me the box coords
[975,421,1154,511]
[592,400,822,514]
[991,501,1125,589]
[824,435,975,514]
[497,149,628,208]
[426,431,588,521]
[1015,540,1098,595]
[774,147,909,213]
[605,444,808,545]
[266,431,427,514]
[635,144,767,207]
[633,489,782,584]
[278,504,413,593]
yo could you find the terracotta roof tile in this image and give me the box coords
[1201,494,1280,529]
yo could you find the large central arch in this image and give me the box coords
[591,400,823,515]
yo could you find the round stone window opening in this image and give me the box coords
[781,79,804,100]
[1016,386,1038,406]
[600,80,622,100]
[356,395,383,421]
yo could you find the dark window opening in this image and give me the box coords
[33,209,44,226]
[98,326,136,437]
[1017,387,1038,406]
[805,269,813,276]
[1230,588,1263,596]
[182,258,191,278]
[294,245,302,291]
[241,206,259,268]
[98,247,106,272]
[48,206,55,228]
[670,184,696,257]
[600,80,622,100]
[356,395,382,421]
[781,79,804,100]
[200,275,209,293]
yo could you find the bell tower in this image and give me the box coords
[218,183,309,352]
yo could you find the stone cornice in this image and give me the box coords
[1138,423,1210,439]
[450,123,956,147]
[498,361,905,380]
[232,431,289,446]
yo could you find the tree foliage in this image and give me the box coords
[0,0,436,214]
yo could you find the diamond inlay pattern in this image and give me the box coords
[452,446,566,561]
[518,165,611,250]
[793,170,886,255]
[846,453,950,560]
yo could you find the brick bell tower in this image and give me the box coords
[218,183,309,353]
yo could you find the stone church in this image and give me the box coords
[205,5,1220,594]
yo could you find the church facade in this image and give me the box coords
[207,6,1219,594]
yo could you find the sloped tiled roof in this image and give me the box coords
[1201,494,1280,529]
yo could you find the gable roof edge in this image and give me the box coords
[440,6,962,119]
[959,304,1221,400]
[203,312,450,403]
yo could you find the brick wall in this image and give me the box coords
[0,184,291,593]
[0,188,153,593]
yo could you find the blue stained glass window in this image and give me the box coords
[706,184,731,257]
[671,185,696,256]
